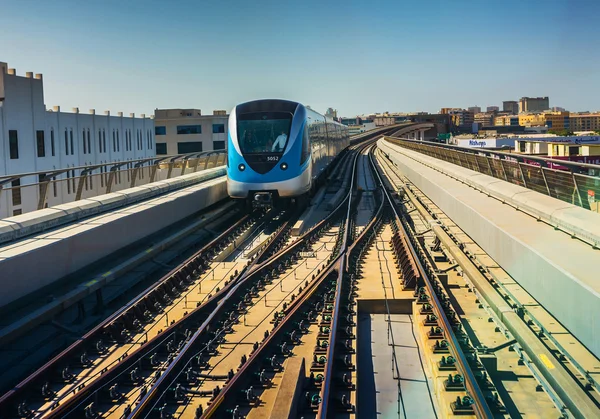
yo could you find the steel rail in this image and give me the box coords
[0,210,251,417]
[372,145,494,418]
[199,262,343,418]
[380,145,600,418]
[316,140,370,417]
[135,205,346,417]
[49,211,294,418]
[199,137,383,418]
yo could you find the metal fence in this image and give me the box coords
[0,151,226,219]
[386,138,600,213]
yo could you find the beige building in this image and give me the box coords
[518,113,546,127]
[154,109,228,155]
[544,111,570,131]
[519,96,549,113]
[548,143,600,158]
[570,113,600,132]
[474,112,495,126]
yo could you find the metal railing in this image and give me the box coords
[385,138,600,213]
[0,151,226,219]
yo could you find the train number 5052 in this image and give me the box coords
[267,156,279,162]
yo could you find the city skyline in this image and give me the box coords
[1,0,599,117]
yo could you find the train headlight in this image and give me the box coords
[238,164,246,171]
[280,162,288,170]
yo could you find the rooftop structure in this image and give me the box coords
[519,96,549,113]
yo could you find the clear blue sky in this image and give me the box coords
[1,0,598,117]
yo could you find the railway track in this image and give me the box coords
[196,140,373,419]
[200,142,506,418]
[0,126,408,419]
[0,207,298,418]
[376,143,600,419]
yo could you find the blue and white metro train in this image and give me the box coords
[227,99,350,206]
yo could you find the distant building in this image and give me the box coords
[440,107,463,114]
[503,101,519,114]
[486,106,500,112]
[518,113,547,127]
[468,106,481,114]
[544,111,570,131]
[153,109,228,155]
[0,61,155,216]
[515,136,600,155]
[519,96,549,113]
[474,112,495,126]
[374,116,395,126]
[569,113,600,132]
[494,115,520,126]
[325,107,338,119]
[551,106,566,112]
[348,122,376,135]
[445,109,474,131]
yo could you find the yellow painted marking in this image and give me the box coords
[539,354,555,369]
[85,279,98,287]
[146,248,153,254]
[102,271,112,278]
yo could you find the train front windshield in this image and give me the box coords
[237,111,292,154]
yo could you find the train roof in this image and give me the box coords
[235,99,345,126]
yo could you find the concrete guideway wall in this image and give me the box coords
[378,139,600,359]
[0,176,227,309]
[0,167,226,245]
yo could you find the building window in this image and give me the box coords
[13,209,22,216]
[65,130,69,155]
[11,179,22,206]
[70,130,74,155]
[99,130,103,153]
[50,129,55,156]
[113,131,116,152]
[213,141,225,150]
[212,124,225,134]
[177,142,202,153]
[103,130,107,153]
[36,130,46,157]
[9,130,19,159]
[177,125,202,135]
[117,131,120,152]
[155,126,166,135]
[83,130,87,154]
[87,130,91,154]
[156,143,167,155]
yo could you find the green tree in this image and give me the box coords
[548,128,573,136]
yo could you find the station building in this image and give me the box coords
[0,61,155,217]
[153,109,228,155]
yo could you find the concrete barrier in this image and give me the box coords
[0,176,227,309]
[0,167,226,245]
[378,139,600,358]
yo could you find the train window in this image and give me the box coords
[237,111,292,154]
[300,126,310,165]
